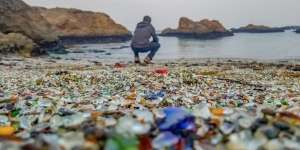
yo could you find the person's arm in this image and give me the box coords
[150,25,159,43]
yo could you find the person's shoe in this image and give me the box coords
[134,57,141,64]
[144,57,154,64]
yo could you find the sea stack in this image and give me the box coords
[36,7,132,44]
[160,17,233,39]
[231,24,285,33]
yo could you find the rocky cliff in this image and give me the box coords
[160,17,233,39]
[36,7,132,44]
[231,24,285,33]
[0,0,58,44]
[0,0,132,56]
[0,0,63,56]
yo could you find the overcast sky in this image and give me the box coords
[24,0,300,30]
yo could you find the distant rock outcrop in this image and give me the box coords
[280,26,300,31]
[160,17,233,39]
[231,24,285,33]
[36,7,132,44]
[296,29,300,33]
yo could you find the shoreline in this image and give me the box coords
[1,55,300,65]
[1,56,300,72]
[59,35,133,45]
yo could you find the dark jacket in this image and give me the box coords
[131,21,159,48]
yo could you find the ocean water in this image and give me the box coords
[53,31,300,61]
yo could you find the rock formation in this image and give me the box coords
[36,7,132,44]
[231,24,285,33]
[0,32,37,57]
[296,29,300,33]
[0,0,63,56]
[160,17,233,39]
[0,0,132,56]
[0,0,58,44]
[280,26,300,31]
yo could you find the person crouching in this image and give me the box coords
[131,16,160,64]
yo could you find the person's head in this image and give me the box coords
[143,16,151,24]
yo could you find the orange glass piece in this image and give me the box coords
[0,126,15,136]
[210,108,224,116]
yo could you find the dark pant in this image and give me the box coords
[131,42,160,60]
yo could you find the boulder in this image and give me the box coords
[160,17,233,39]
[36,7,132,44]
[0,32,37,57]
[231,24,285,33]
[0,0,58,44]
